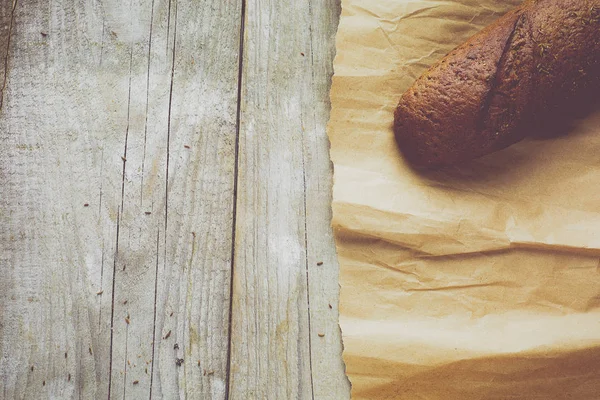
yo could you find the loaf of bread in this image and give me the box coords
[394,0,600,167]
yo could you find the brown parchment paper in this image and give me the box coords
[328,1,600,399]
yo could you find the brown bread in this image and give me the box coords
[394,0,600,168]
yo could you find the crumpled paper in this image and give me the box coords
[328,1,600,399]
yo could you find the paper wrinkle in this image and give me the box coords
[329,0,600,398]
[333,166,600,256]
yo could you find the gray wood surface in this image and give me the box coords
[0,0,348,399]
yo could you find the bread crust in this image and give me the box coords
[394,0,600,167]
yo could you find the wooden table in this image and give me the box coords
[0,0,350,398]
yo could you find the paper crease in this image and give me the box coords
[328,0,600,398]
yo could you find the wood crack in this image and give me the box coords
[107,206,121,399]
[108,20,135,398]
[225,0,246,398]
[0,0,18,111]
[165,0,178,237]
[166,0,172,57]
[141,0,156,206]
[99,239,105,328]
[303,2,316,399]
[149,228,160,400]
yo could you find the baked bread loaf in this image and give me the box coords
[394,0,600,168]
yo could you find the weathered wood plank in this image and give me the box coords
[0,0,241,398]
[157,0,242,398]
[301,2,350,399]
[228,0,349,399]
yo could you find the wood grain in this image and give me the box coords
[0,0,242,398]
[301,3,350,399]
[0,0,348,398]
[157,1,242,398]
[228,0,349,399]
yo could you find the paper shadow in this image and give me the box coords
[349,345,600,400]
